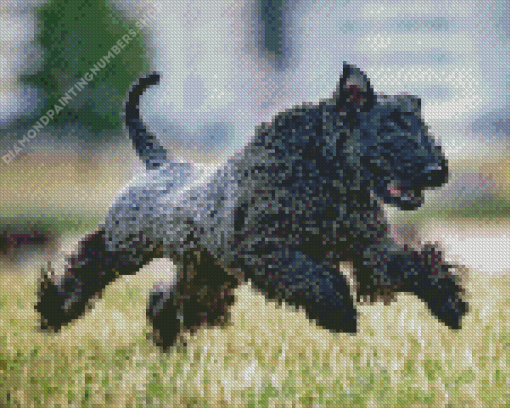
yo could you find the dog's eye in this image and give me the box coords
[389,112,413,130]
[402,115,415,129]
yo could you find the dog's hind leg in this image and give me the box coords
[35,227,160,331]
[147,249,239,351]
[146,282,181,351]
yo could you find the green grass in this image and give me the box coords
[441,198,510,219]
[0,260,508,407]
[0,215,101,236]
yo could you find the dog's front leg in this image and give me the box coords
[241,245,358,334]
[35,227,160,331]
[354,240,468,330]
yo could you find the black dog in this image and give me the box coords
[36,64,468,351]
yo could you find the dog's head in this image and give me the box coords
[333,63,448,210]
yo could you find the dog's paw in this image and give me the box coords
[415,244,469,329]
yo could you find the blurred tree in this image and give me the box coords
[20,0,148,135]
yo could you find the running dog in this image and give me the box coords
[36,64,468,351]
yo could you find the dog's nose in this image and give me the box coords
[424,157,448,187]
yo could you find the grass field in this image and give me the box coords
[0,254,507,407]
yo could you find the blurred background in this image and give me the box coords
[0,0,508,276]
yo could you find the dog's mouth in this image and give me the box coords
[387,181,424,210]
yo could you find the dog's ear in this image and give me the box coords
[332,63,376,113]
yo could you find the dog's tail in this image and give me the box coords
[126,73,168,169]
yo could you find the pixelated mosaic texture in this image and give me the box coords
[0,1,508,406]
